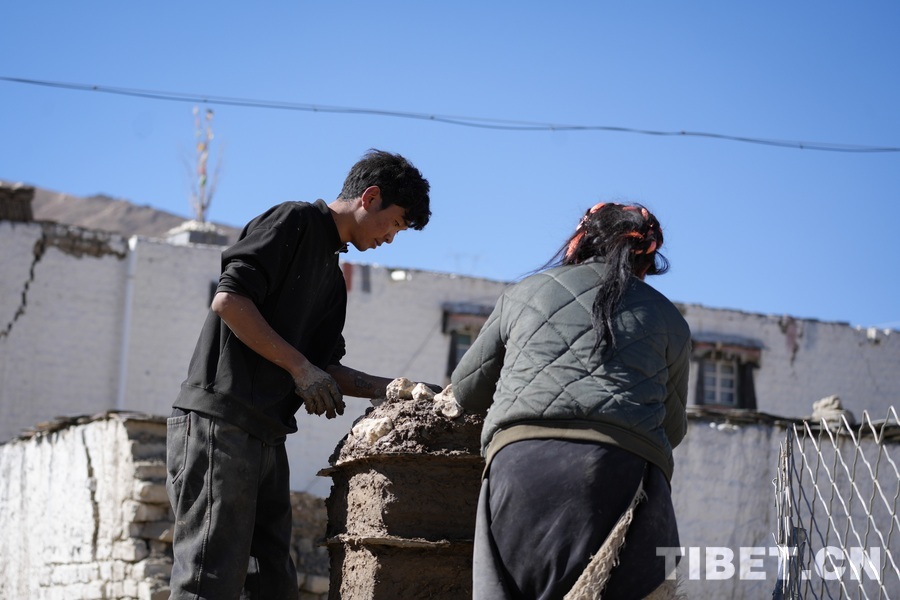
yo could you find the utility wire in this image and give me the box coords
[3,76,899,154]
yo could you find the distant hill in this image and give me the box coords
[25,185,241,244]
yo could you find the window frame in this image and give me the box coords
[701,358,739,407]
[442,302,493,380]
[692,336,761,410]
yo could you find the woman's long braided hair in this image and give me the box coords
[547,202,669,353]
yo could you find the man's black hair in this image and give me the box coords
[339,149,431,230]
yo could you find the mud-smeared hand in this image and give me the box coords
[294,363,345,419]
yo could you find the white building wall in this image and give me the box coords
[288,265,508,494]
[2,218,899,496]
[119,238,222,417]
[0,222,128,435]
[0,221,510,495]
[671,418,782,599]
[341,265,506,386]
[684,305,899,419]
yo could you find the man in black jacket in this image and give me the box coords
[166,149,431,599]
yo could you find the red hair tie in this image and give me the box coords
[565,202,606,260]
[626,231,658,254]
[623,206,658,254]
[565,203,659,260]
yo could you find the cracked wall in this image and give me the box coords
[0,413,172,599]
[2,214,899,505]
[0,413,332,600]
[0,220,224,445]
[1,222,128,339]
[0,221,131,438]
[681,305,899,419]
[0,218,511,497]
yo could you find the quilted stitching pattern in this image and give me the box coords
[452,261,691,471]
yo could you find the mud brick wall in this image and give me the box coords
[0,412,332,600]
[322,397,485,600]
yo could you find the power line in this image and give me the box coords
[3,75,899,154]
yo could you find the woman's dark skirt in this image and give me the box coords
[473,438,679,600]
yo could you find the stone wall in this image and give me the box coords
[0,412,331,600]
[0,413,172,600]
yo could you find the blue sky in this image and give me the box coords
[2,2,899,329]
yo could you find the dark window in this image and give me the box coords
[442,302,493,380]
[692,335,761,410]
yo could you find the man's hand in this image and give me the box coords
[211,292,343,417]
[294,363,345,419]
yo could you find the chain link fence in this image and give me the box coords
[773,407,900,599]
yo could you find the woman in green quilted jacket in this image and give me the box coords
[451,202,692,600]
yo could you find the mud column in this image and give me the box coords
[321,396,484,600]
